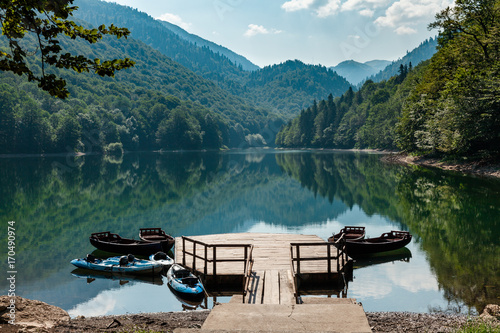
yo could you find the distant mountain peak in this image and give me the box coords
[330,59,391,85]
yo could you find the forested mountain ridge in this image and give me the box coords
[275,64,416,149]
[0,21,280,154]
[73,0,250,94]
[244,60,351,117]
[158,20,259,72]
[367,38,438,84]
[73,0,352,116]
[277,0,500,160]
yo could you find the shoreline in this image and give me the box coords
[381,152,500,178]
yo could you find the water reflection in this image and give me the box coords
[0,150,498,315]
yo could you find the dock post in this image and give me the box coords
[182,237,186,266]
[204,245,208,276]
[213,246,217,277]
[327,243,331,274]
[296,244,300,274]
[193,241,197,271]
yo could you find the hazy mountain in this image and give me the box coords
[367,38,438,84]
[331,60,391,85]
[158,20,259,72]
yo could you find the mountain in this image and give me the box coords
[331,60,391,85]
[367,38,438,84]
[245,60,351,117]
[73,0,352,116]
[0,20,279,154]
[158,20,259,72]
[73,0,251,93]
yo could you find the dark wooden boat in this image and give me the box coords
[328,226,365,242]
[139,228,175,252]
[341,230,412,256]
[89,231,173,256]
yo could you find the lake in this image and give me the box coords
[0,149,498,316]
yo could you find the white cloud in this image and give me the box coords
[282,0,316,12]
[375,0,453,33]
[395,26,417,34]
[244,24,283,37]
[359,8,375,17]
[341,0,390,12]
[316,0,341,17]
[156,13,192,31]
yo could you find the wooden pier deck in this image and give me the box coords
[173,233,371,333]
[174,233,352,303]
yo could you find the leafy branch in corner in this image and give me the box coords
[0,0,135,98]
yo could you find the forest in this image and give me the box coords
[0,19,280,154]
[277,0,500,160]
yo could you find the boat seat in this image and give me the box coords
[144,235,165,240]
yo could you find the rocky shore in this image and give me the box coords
[2,297,499,332]
[381,153,500,178]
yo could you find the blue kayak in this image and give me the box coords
[149,251,174,269]
[71,254,163,275]
[166,264,205,299]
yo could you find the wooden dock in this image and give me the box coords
[173,233,371,333]
[174,233,352,303]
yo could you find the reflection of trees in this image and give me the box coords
[275,151,500,312]
[395,168,500,312]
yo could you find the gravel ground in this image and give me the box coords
[3,296,499,333]
[49,310,470,332]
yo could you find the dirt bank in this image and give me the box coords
[382,153,500,178]
[2,296,499,333]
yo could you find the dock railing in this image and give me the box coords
[181,236,253,290]
[290,235,347,291]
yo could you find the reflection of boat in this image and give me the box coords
[166,264,205,300]
[341,231,412,256]
[139,228,175,251]
[149,251,174,269]
[71,254,163,275]
[71,268,164,285]
[353,247,412,268]
[328,226,365,242]
[171,290,206,310]
[90,231,173,256]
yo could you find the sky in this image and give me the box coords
[102,0,454,68]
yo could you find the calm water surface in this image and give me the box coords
[0,150,498,316]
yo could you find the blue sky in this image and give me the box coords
[103,0,453,67]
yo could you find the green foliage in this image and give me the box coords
[0,12,281,153]
[276,65,415,150]
[0,0,134,98]
[455,319,500,332]
[396,0,500,158]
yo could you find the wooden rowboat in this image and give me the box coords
[328,226,365,242]
[139,228,175,252]
[90,231,173,256]
[341,230,412,256]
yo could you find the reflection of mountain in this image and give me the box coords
[275,151,500,312]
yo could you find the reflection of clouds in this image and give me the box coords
[385,264,438,293]
[352,254,439,300]
[68,292,117,317]
[353,272,393,299]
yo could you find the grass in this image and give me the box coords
[455,319,500,333]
